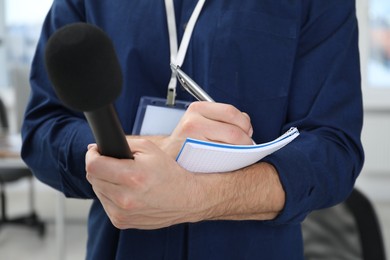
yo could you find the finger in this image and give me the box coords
[241,112,253,137]
[85,146,135,185]
[199,118,254,145]
[86,139,160,185]
[87,143,97,150]
[126,138,163,157]
[187,102,253,135]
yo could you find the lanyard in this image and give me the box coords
[164,0,206,105]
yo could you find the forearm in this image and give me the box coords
[126,134,285,222]
[126,131,285,221]
[190,162,285,222]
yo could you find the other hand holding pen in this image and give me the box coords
[166,102,254,154]
[169,65,255,149]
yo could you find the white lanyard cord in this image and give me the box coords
[164,0,206,105]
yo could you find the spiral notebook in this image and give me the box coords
[176,127,299,173]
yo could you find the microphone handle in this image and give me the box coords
[84,104,133,159]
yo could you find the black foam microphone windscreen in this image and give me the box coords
[45,23,132,159]
[45,22,122,112]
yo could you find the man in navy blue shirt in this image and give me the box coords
[22,0,364,259]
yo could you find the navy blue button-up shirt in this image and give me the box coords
[22,0,364,259]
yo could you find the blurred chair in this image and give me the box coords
[302,188,386,260]
[0,97,45,236]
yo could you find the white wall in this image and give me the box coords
[357,110,390,201]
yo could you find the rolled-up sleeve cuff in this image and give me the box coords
[261,142,316,226]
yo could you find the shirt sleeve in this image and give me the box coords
[21,0,96,198]
[263,1,364,225]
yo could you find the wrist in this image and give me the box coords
[187,162,285,222]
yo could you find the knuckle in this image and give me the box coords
[111,215,126,230]
[117,196,134,211]
[226,128,246,145]
[85,156,99,173]
[187,101,202,112]
[228,130,241,144]
[180,118,198,135]
[128,174,146,190]
[182,119,195,132]
[222,105,239,121]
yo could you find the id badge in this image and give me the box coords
[132,96,190,135]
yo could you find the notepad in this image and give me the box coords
[176,127,299,173]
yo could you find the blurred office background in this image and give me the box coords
[0,1,91,259]
[0,0,389,259]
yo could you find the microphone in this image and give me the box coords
[45,23,133,159]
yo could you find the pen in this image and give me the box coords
[170,64,215,102]
[171,64,256,145]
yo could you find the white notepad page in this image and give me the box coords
[176,127,299,173]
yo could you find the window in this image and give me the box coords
[358,0,390,109]
[5,0,52,67]
[367,0,390,89]
[0,0,52,132]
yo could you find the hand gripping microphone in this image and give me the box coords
[45,23,133,159]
